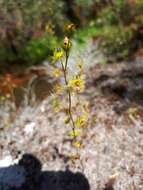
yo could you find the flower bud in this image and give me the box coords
[65,23,76,37]
[63,36,72,51]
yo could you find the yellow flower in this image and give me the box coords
[75,112,88,128]
[45,22,55,34]
[128,107,140,121]
[52,97,60,112]
[69,130,81,138]
[54,84,64,95]
[77,59,83,71]
[53,50,64,62]
[52,69,62,78]
[72,141,82,148]
[69,75,85,93]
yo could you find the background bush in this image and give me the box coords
[97,0,143,59]
[0,0,143,65]
[0,0,65,64]
[74,0,143,60]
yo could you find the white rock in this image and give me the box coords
[24,122,36,136]
[40,105,45,113]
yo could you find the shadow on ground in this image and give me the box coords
[92,62,143,114]
[0,154,90,190]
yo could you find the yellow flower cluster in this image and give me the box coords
[51,24,90,152]
[52,69,62,78]
[69,130,81,138]
[75,112,88,128]
[53,50,64,62]
[54,84,64,95]
[69,75,85,93]
[72,141,82,148]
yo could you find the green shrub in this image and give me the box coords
[74,26,101,46]
[97,7,119,26]
[101,25,134,58]
[0,0,66,65]
[75,0,95,7]
[93,0,143,59]
[21,35,59,64]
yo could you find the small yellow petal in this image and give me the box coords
[69,130,81,138]
[52,97,60,112]
[69,75,85,93]
[53,50,64,62]
[75,112,88,128]
[54,84,64,95]
[52,69,62,78]
[72,141,82,148]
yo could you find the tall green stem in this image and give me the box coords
[61,52,76,140]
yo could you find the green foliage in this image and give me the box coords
[97,7,118,26]
[21,35,59,64]
[101,25,134,58]
[75,0,143,60]
[0,0,66,64]
[75,0,96,7]
[1,0,143,64]
[74,26,101,46]
[75,24,134,59]
[137,0,143,12]
[0,0,65,33]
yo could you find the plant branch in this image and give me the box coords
[61,53,76,141]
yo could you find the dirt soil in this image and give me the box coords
[0,59,143,190]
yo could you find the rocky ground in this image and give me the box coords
[0,45,143,190]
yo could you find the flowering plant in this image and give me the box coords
[52,24,90,154]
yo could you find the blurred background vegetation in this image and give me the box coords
[0,0,143,66]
